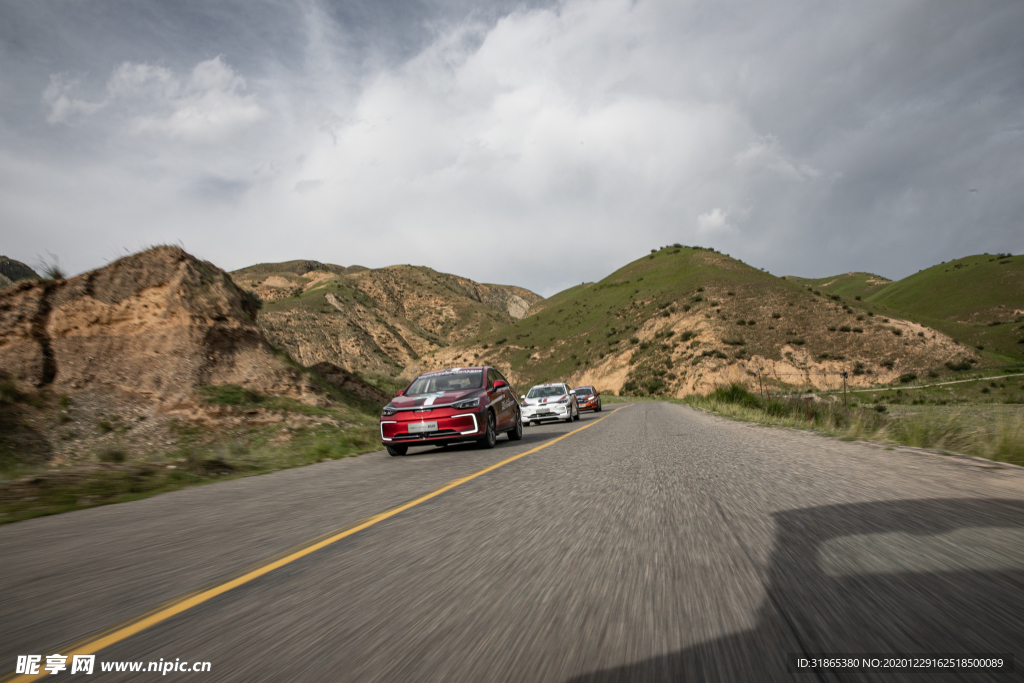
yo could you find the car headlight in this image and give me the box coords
[382,406,397,417]
[557,398,570,404]
[453,396,481,409]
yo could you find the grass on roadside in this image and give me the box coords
[682,383,1024,467]
[0,387,382,525]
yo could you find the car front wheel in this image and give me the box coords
[386,444,408,456]
[572,404,580,421]
[507,409,523,441]
[477,411,497,449]
[596,399,602,412]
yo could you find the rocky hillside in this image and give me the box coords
[0,256,39,289]
[404,246,989,397]
[0,247,385,468]
[231,262,543,379]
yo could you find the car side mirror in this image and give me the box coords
[493,380,507,390]
[569,390,576,395]
[520,395,526,401]
[395,389,404,396]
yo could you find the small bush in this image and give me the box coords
[772,312,782,319]
[899,373,917,383]
[709,383,761,408]
[945,360,972,372]
[0,377,20,404]
[787,339,806,346]
[875,405,887,413]
[240,289,263,319]
[99,447,127,463]
[201,385,262,405]
[880,360,895,369]
[839,325,851,332]
[630,337,640,344]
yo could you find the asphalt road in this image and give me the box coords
[3,402,1024,682]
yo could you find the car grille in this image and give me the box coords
[393,430,461,441]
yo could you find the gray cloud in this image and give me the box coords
[1,0,1022,296]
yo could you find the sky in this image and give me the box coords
[1,0,1022,297]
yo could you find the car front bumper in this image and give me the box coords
[380,409,484,445]
[522,403,570,421]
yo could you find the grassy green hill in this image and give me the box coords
[526,282,595,315]
[800,254,1024,360]
[409,246,977,396]
[783,272,892,300]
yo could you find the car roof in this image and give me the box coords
[418,366,486,376]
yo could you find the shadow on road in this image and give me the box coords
[396,413,603,457]
[566,498,1024,682]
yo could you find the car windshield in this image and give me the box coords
[574,387,593,396]
[406,370,484,395]
[527,385,567,399]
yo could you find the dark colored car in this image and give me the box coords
[572,385,602,413]
[380,366,522,456]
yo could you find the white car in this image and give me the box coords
[520,383,580,425]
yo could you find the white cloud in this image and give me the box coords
[43,57,265,143]
[42,75,105,124]
[697,207,733,233]
[734,136,822,181]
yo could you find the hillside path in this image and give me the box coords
[3,403,1024,681]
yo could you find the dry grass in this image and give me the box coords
[683,384,1024,467]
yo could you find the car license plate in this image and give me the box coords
[408,421,438,433]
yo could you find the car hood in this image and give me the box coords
[522,394,568,405]
[389,389,483,409]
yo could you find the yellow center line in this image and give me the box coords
[4,405,631,683]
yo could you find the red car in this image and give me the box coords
[380,366,523,456]
[572,386,602,412]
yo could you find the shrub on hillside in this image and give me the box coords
[945,360,972,372]
[709,383,761,409]
[240,289,263,320]
[99,448,127,463]
[201,385,262,406]
[899,373,917,383]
